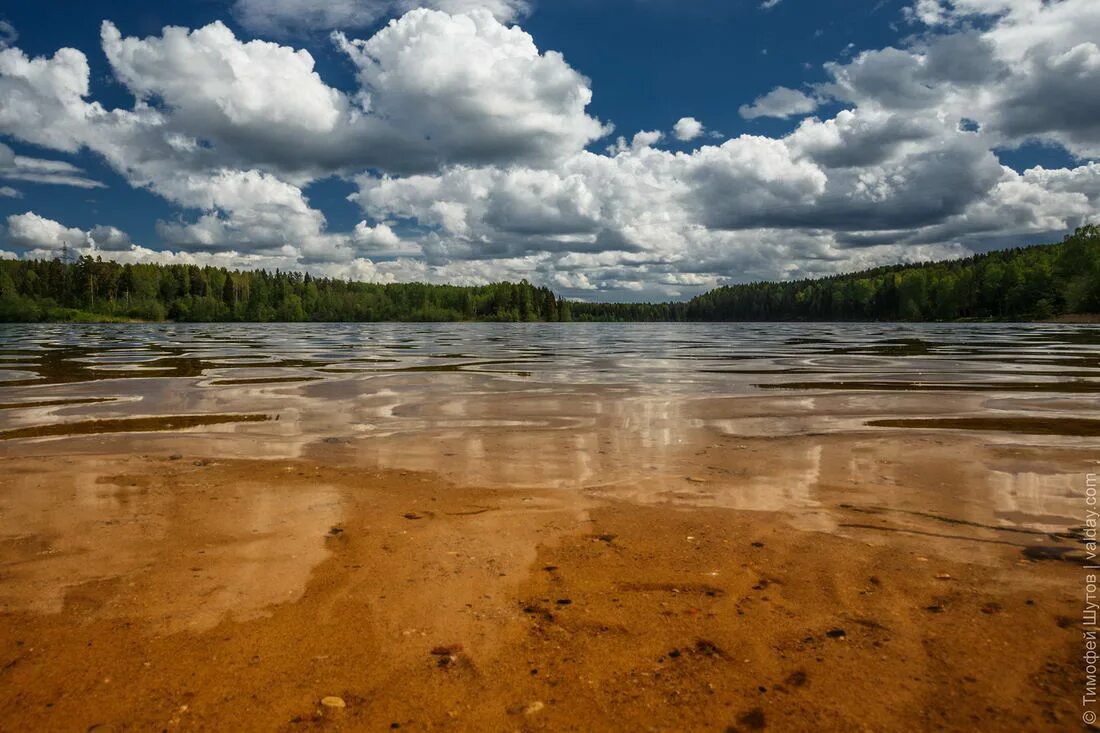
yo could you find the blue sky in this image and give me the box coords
[0,0,1097,300]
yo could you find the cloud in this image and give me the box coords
[2,210,312,270]
[760,0,782,8]
[687,136,828,229]
[0,45,96,154]
[333,10,609,170]
[232,0,531,36]
[785,108,940,168]
[348,92,1096,295]
[351,221,400,248]
[673,117,705,141]
[0,20,16,50]
[1,4,1099,299]
[0,11,606,258]
[3,213,132,255]
[739,86,817,120]
[994,41,1100,155]
[0,142,106,188]
[816,0,1100,157]
[102,21,346,140]
[88,225,134,251]
[0,186,20,198]
[41,12,607,185]
[836,161,1100,249]
[153,170,329,254]
[613,130,663,152]
[5,212,95,252]
[354,135,829,270]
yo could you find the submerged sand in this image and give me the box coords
[0,432,1090,732]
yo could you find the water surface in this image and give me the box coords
[1,321,1098,389]
[1,322,1097,546]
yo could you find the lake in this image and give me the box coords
[0,322,1095,730]
[1,321,1098,518]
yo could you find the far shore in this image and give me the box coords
[4,314,1100,324]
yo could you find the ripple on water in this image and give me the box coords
[0,413,273,440]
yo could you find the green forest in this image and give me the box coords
[574,225,1100,322]
[1,225,1097,323]
[0,259,571,322]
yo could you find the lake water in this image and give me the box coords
[1,322,1098,546]
[2,321,1099,390]
[2,324,1091,731]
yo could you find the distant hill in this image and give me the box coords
[1,225,1097,323]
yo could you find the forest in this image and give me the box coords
[0,225,1097,323]
[0,259,570,322]
[573,225,1100,322]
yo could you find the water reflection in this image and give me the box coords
[0,457,344,631]
[0,322,1097,389]
[0,413,272,440]
[0,322,1097,545]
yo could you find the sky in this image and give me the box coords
[0,0,1098,301]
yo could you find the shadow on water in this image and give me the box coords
[839,338,935,356]
[0,397,119,411]
[866,416,1100,436]
[0,413,274,440]
[759,380,1100,393]
[0,345,331,387]
[206,376,323,386]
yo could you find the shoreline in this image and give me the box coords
[4,316,1100,324]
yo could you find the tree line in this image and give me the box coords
[0,259,572,322]
[571,225,1100,322]
[0,225,1097,322]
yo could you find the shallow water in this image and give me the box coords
[0,322,1098,546]
[0,318,1096,733]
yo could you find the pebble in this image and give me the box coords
[321,696,346,709]
[524,701,545,715]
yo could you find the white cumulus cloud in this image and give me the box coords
[673,117,705,141]
[739,86,818,120]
